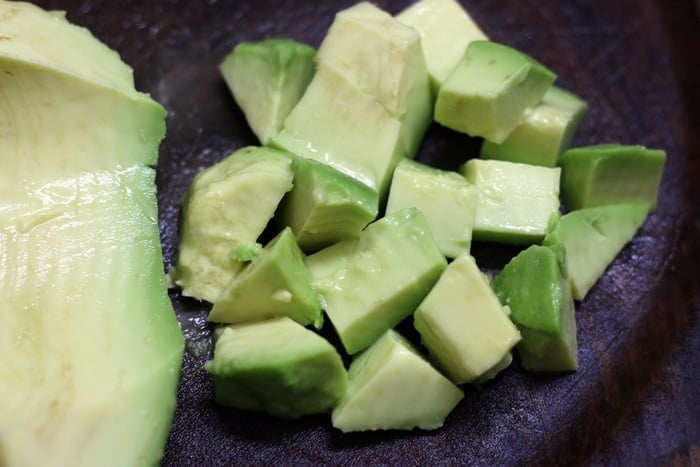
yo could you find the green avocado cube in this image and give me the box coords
[492,245,578,372]
[414,253,521,384]
[460,158,561,244]
[171,146,293,303]
[219,38,315,145]
[279,156,378,253]
[331,330,463,432]
[308,207,447,354]
[543,203,650,300]
[480,86,589,167]
[208,227,323,329]
[386,159,478,258]
[559,144,666,211]
[204,317,347,419]
[434,40,556,143]
[397,0,488,91]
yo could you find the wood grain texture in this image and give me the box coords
[33,0,700,465]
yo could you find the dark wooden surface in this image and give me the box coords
[36,0,700,465]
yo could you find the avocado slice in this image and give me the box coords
[171,146,294,303]
[559,144,666,211]
[331,330,463,432]
[278,156,379,253]
[205,317,347,420]
[397,0,488,91]
[543,203,650,300]
[219,38,315,145]
[386,159,478,258]
[460,158,561,244]
[492,245,578,372]
[208,227,324,328]
[308,207,447,355]
[480,86,589,167]
[414,253,521,384]
[0,3,183,464]
[434,40,556,143]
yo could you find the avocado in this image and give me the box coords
[386,159,478,258]
[559,144,666,211]
[278,156,379,253]
[331,329,463,432]
[480,86,589,167]
[543,203,650,300]
[0,3,183,464]
[434,40,556,143]
[171,146,294,303]
[413,253,521,384]
[219,38,315,145]
[492,245,578,372]
[397,0,488,91]
[308,207,447,355]
[460,158,561,244]
[208,227,324,328]
[205,317,347,419]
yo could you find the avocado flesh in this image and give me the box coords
[543,203,650,300]
[204,317,347,420]
[171,146,294,303]
[492,245,578,372]
[220,38,315,145]
[396,0,488,90]
[331,330,463,432]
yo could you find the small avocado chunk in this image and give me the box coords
[435,40,556,143]
[220,39,315,145]
[543,203,650,300]
[397,0,488,91]
[208,227,323,328]
[204,317,347,420]
[414,253,521,384]
[171,146,293,303]
[308,207,447,354]
[559,144,666,211]
[480,86,589,167]
[492,245,578,372]
[331,330,463,432]
[460,158,561,244]
[279,156,379,253]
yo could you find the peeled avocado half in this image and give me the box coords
[0,2,183,466]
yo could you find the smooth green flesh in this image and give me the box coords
[543,203,650,300]
[331,330,463,432]
[559,144,666,210]
[220,38,315,145]
[492,245,578,372]
[204,318,347,419]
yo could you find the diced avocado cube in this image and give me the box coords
[434,40,556,143]
[480,86,589,167]
[219,38,315,145]
[279,156,378,253]
[559,144,666,211]
[397,0,489,91]
[208,227,323,328]
[460,158,561,244]
[308,207,447,354]
[414,254,521,384]
[492,245,578,372]
[472,352,513,385]
[316,1,432,159]
[204,317,347,420]
[543,203,650,300]
[171,146,293,303]
[331,330,463,432]
[386,159,478,258]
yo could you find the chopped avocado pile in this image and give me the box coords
[173,0,666,434]
[0,2,183,465]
